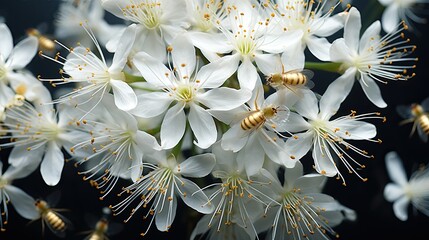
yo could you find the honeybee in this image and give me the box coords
[266,65,314,92]
[83,208,123,240]
[26,28,56,52]
[397,97,429,142]
[34,199,72,238]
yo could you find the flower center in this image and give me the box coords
[0,64,7,81]
[0,177,8,189]
[128,2,162,29]
[175,84,195,103]
[236,36,256,56]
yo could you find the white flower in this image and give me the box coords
[216,82,298,175]
[70,94,160,198]
[0,161,40,231]
[184,0,223,33]
[131,36,251,149]
[190,143,270,240]
[379,0,429,33]
[189,0,302,90]
[110,152,215,235]
[101,0,188,59]
[284,88,382,184]
[0,23,43,116]
[330,7,417,108]
[269,0,345,62]
[40,25,138,112]
[55,0,125,46]
[0,91,76,186]
[384,151,429,221]
[256,162,356,240]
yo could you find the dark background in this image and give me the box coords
[0,0,428,239]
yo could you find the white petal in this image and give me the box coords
[155,194,177,231]
[176,178,213,214]
[6,36,38,69]
[6,186,39,220]
[359,74,387,108]
[344,7,361,52]
[188,32,232,54]
[259,30,303,53]
[0,23,13,59]
[110,79,138,111]
[283,161,303,188]
[160,102,186,149]
[237,58,258,90]
[195,55,239,89]
[330,38,353,62]
[142,29,167,60]
[281,42,305,70]
[197,88,251,111]
[360,21,381,53]
[319,68,356,119]
[313,140,337,177]
[294,174,327,194]
[221,123,248,152]
[171,35,196,80]
[385,151,408,186]
[3,161,38,181]
[129,92,173,118]
[8,145,43,171]
[188,103,217,149]
[258,131,296,168]
[379,0,393,5]
[254,53,282,76]
[178,153,216,178]
[109,25,136,72]
[135,130,161,151]
[285,131,313,160]
[130,146,144,182]
[133,51,174,89]
[237,133,265,176]
[41,142,64,186]
[284,112,311,133]
[100,0,128,19]
[293,90,319,120]
[381,5,399,33]
[335,121,377,140]
[393,196,410,221]
[306,36,331,61]
[313,14,345,37]
[384,183,405,202]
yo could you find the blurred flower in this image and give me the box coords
[0,161,40,231]
[378,0,429,33]
[330,7,417,108]
[384,151,429,221]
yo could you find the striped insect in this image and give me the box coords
[26,27,56,52]
[34,199,72,238]
[83,208,123,240]
[266,65,314,92]
[397,96,429,142]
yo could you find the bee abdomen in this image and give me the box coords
[241,112,265,130]
[283,73,307,85]
[89,233,102,240]
[419,115,429,134]
[46,212,66,230]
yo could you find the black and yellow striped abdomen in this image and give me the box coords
[45,211,66,231]
[282,72,307,86]
[418,115,429,135]
[241,111,265,130]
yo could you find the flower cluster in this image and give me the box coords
[0,0,427,239]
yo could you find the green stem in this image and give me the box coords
[124,72,146,83]
[304,62,342,73]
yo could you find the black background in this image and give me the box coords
[0,0,429,239]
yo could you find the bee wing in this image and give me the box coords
[300,69,314,81]
[396,104,412,119]
[416,123,429,143]
[269,106,291,132]
[421,97,429,112]
[43,211,74,238]
[305,79,315,90]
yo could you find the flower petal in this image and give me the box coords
[360,21,381,53]
[259,30,303,53]
[130,145,144,182]
[155,194,177,231]
[258,131,296,168]
[294,173,327,194]
[110,79,138,111]
[188,103,217,149]
[237,133,265,176]
[381,5,399,33]
[319,68,356,119]
[178,153,216,178]
[237,58,258,90]
[195,55,239,89]
[283,112,311,133]
[313,13,345,37]
[285,131,313,160]
[293,89,319,120]
[384,183,405,202]
[385,151,408,186]
[312,140,338,177]
[160,102,186,149]
[133,51,174,89]
[254,53,282,76]
[109,24,136,72]
[306,36,331,61]
[6,36,38,69]
[359,74,387,108]
[393,195,410,221]
[344,7,361,52]
[283,161,304,189]
[0,23,13,59]
[221,123,248,152]
[176,177,213,214]
[330,38,353,62]
[40,142,64,186]
[335,121,377,140]
[188,32,232,54]
[171,35,196,80]
[197,88,251,111]
[129,92,173,118]
[6,185,39,220]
